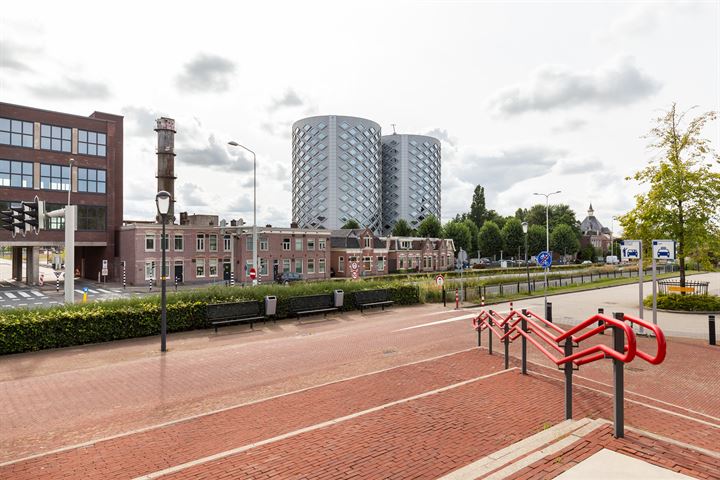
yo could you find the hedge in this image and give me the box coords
[0,281,420,355]
[644,294,720,312]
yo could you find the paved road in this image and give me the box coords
[509,272,719,338]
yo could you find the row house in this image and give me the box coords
[386,236,455,273]
[329,228,389,278]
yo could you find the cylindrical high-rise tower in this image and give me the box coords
[381,134,441,235]
[155,117,177,223]
[292,115,382,231]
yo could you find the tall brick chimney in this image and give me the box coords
[155,117,177,223]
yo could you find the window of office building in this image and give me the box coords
[42,203,65,230]
[78,168,106,193]
[40,164,70,191]
[318,238,326,250]
[209,234,218,252]
[77,205,106,231]
[196,234,205,251]
[196,259,205,277]
[307,258,315,274]
[318,258,326,274]
[78,130,107,157]
[0,118,33,148]
[307,239,315,251]
[209,259,218,277]
[0,160,33,188]
[174,234,184,251]
[40,124,71,152]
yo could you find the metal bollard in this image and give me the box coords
[546,302,553,323]
[520,309,528,375]
[443,287,446,307]
[710,315,716,346]
[598,307,605,335]
[455,288,459,310]
[488,316,493,355]
[503,322,510,369]
[174,277,178,292]
[564,336,573,420]
[612,312,625,438]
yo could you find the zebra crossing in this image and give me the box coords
[0,286,127,309]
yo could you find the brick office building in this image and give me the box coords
[0,102,123,283]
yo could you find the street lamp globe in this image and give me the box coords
[155,191,171,216]
[521,221,528,234]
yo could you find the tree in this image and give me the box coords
[525,204,580,237]
[501,218,525,259]
[417,215,443,238]
[341,219,360,229]
[478,221,502,258]
[579,245,597,262]
[550,223,580,262]
[443,220,472,253]
[462,218,479,253]
[469,185,488,227]
[391,219,413,236]
[619,104,720,286]
[527,224,547,256]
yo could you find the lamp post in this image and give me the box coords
[156,190,171,353]
[522,221,531,294]
[228,141,257,285]
[533,190,561,314]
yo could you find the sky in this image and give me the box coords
[1,0,719,234]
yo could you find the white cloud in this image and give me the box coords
[488,57,661,115]
[175,53,236,93]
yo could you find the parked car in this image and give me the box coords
[657,246,671,258]
[581,260,592,265]
[277,272,303,284]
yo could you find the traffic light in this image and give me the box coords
[23,199,44,234]
[9,205,26,237]
[0,209,16,234]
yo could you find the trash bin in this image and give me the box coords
[264,295,277,317]
[334,289,344,308]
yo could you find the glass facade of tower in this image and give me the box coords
[381,134,441,234]
[292,115,382,231]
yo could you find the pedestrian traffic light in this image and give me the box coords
[0,209,16,234]
[10,205,26,237]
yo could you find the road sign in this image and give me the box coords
[435,274,444,287]
[102,259,108,268]
[54,271,61,278]
[652,240,676,260]
[249,267,257,280]
[621,240,641,260]
[536,251,552,268]
[350,261,359,279]
[101,268,108,276]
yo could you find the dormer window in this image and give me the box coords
[364,237,372,248]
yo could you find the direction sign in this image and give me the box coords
[652,240,676,260]
[435,274,445,288]
[536,251,552,268]
[249,267,257,280]
[621,240,641,260]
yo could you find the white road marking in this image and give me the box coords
[86,289,99,294]
[31,291,44,297]
[132,369,516,479]
[17,291,31,298]
[74,289,84,294]
[97,288,113,294]
[4,292,17,299]
[0,347,478,467]
[392,313,478,332]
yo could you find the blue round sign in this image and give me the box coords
[537,251,552,268]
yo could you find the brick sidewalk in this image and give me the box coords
[2,348,719,479]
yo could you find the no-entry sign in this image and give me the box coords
[249,267,257,280]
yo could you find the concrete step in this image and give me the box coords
[440,417,607,480]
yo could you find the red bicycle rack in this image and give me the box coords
[471,304,667,438]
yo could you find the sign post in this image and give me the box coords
[652,240,676,325]
[350,261,359,280]
[101,259,108,283]
[456,248,468,304]
[435,274,444,288]
[249,267,257,282]
[536,251,552,315]
[621,240,644,324]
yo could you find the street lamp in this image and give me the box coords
[228,141,257,285]
[533,190,561,314]
[522,221,531,294]
[156,190,171,353]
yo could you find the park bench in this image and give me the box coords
[288,294,338,320]
[354,289,394,313]
[207,301,266,332]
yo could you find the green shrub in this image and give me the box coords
[0,280,420,355]
[644,294,720,312]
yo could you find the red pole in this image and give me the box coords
[481,296,485,307]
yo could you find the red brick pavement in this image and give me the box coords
[2,348,718,480]
[506,424,720,480]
